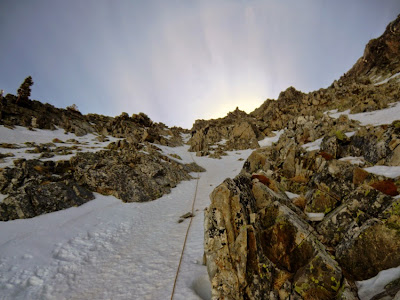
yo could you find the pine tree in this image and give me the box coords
[17,76,34,103]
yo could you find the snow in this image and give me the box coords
[364,166,400,179]
[0,131,254,300]
[0,193,8,203]
[302,137,323,151]
[216,139,227,145]
[285,191,299,199]
[305,213,325,221]
[157,144,195,164]
[374,72,400,86]
[339,156,365,166]
[327,101,400,126]
[0,125,120,167]
[356,265,400,300]
[301,132,355,153]
[259,130,284,147]
[181,133,191,144]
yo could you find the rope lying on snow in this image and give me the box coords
[170,154,201,300]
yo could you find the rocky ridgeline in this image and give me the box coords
[189,15,400,157]
[189,77,400,158]
[189,83,390,157]
[0,93,187,146]
[204,14,400,300]
[0,95,205,221]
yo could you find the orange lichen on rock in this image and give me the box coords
[370,180,399,196]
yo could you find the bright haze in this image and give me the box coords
[1,1,399,128]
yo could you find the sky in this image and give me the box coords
[0,1,399,128]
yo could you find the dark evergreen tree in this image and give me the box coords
[17,76,34,103]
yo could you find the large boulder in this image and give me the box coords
[0,181,94,221]
[71,147,202,202]
[336,217,400,281]
[0,159,93,221]
[188,108,265,155]
[317,184,395,246]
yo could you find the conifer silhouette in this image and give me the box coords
[17,76,33,103]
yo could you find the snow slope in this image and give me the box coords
[0,126,255,300]
[0,125,120,168]
[327,101,400,126]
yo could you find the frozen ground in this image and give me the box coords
[302,137,323,151]
[357,265,400,300]
[0,125,255,300]
[373,72,400,86]
[364,165,400,179]
[327,101,400,126]
[259,129,284,147]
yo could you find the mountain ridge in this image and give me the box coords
[1,13,400,300]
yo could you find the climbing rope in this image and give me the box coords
[170,154,201,300]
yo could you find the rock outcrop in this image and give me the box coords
[0,94,188,146]
[0,84,205,221]
[0,140,205,221]
[0,159,94,221]
[71,143,203,203]
[189,108,265,156]
[205,137,400,298]
[204,173,359,299]
[205,14,400,295]
[340,14,400,85]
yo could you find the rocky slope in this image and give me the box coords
[0,93,187,145]
[0,95,204,221]
[204,14,400,300]
[189,15,400,157]
[189,68,400,158]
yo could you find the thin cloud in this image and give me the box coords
[1,0,400,128]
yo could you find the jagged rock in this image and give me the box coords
[293,252,342,299]
[202,15,400,300]
[184,162,206,173]
[189,108,265,154]
[0,159,93,221]
[0,181,94,221]
[0,92,188,147]
[204,174,274,300]
[71,148,202,202]
[320,132,351,159]
[336,217,400,281]
[205,174,356,299]
[317,185,395,247]
[0,139,203,220]
[180,212,194,219]
[226,121,260,150]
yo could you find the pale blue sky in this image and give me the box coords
[1,1,399,128]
